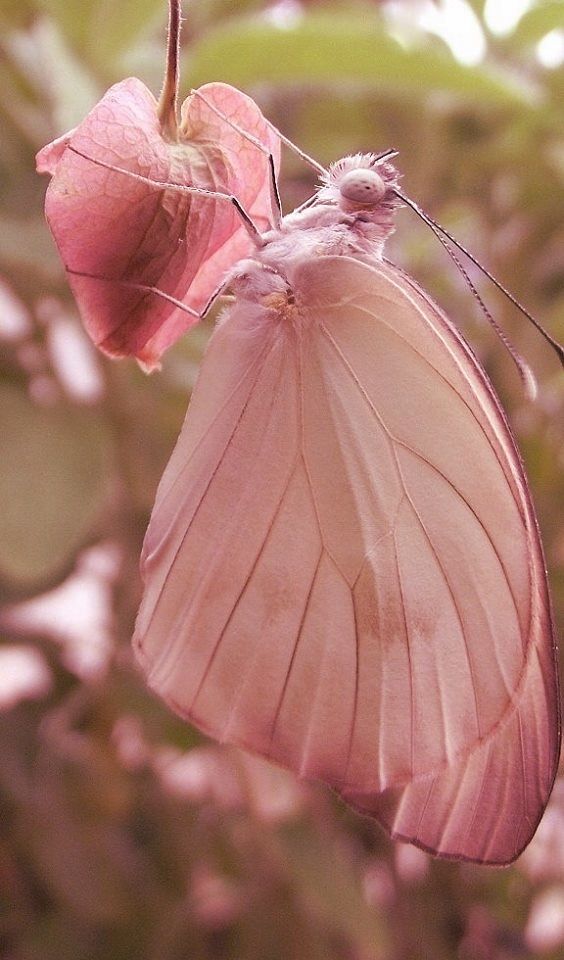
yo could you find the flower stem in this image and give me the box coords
[157,0,182,141]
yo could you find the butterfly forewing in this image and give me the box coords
[134,254,559,865]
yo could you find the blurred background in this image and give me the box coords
[1,0,564,957]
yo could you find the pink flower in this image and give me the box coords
[37,78,280,369]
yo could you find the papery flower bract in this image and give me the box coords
[37,79,280,369]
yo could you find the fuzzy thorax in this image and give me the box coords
[227,153,402,309]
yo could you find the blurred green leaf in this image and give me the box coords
[186,12,535,106]
[85,0,163,62]
[0,383,110,595]
[186,0,264,31]
[464,0,487,16]
[28,15,101,134]
[511,2,564,49]
[278,818,388,958]
[34,0,164,69]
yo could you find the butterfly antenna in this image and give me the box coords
[373,148,400,164]
[395,189,564,369]
[406,224,537,399]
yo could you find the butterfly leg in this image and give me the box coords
[190,92,400,218]
[65,268,230,322]
[66,144,266,245]
[190,88,289,228]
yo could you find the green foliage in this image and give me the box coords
[1,2,563,958]
[512,1,564,48]
[32,0,163,72]
[186,11,534,105]
[0,383,110,596]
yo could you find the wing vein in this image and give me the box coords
[394,440,525,641]
[392,531,415,782]
[153,343,295,690]
[320,321,526,666]
[268,548,324,746]
[399,484,482,743]
[331,300,526,523]
[191,455,301,714]
[344,586,360,784]
[156,340,273,508]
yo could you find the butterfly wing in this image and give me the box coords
[296,255,560,863]
[134,254,560,864]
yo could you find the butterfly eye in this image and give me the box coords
[339,168,386,204]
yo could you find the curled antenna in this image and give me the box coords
[394,188,564,369]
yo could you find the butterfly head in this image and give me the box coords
[318,153,401,210]
[339,167,387,205]
[313,153,401,248]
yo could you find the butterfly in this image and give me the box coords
[131,113,561,864]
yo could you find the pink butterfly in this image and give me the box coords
[131,131,560,863]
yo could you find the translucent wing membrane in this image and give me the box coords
[134,255,559,864]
